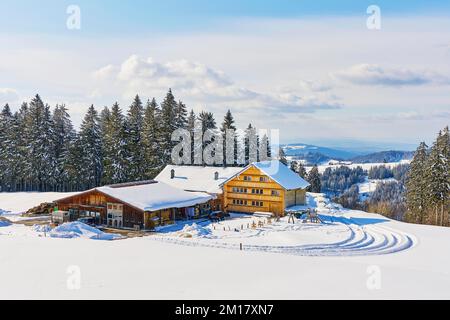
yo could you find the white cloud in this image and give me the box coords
[333,64,450,87]
[0,88,20,106]
[299,80,332,92]
[92,54,341,114]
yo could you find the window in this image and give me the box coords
[243,176,251,181]
[259,176,269,182]
[271,190,280,196]
[251,189,263,194]
[232,187,247,193]
[252,201,264,207]
[232,199,248,206]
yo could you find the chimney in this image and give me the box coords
[170,169,175,179]
[214,171,219,180]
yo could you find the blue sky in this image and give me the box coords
[2,0,450,34]
[0,1,449,148]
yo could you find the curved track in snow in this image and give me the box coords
[149,213,417,257]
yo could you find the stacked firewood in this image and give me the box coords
[24,202,55,216]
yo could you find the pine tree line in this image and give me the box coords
[0,90,273,192]
[405,127,450,226]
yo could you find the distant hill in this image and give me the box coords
[288,152,332,165]
[282,143,358,160]
[350,150,414,164]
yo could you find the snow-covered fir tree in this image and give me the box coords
[142,98,160,178]
[425,128,450,225]
[158,89,178,166]
[78,105,102,189]
[307,165,321,193]
[405,142,429,224]
[221,109,237,166]
[102,102,127,184]
[52,104,76,191]
[174,100,188,129]
[278,147,287,166]
[23,95,55,191]
[125,95,145,181]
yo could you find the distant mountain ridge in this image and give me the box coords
[282,143,414,165]
[282,143,358,160]
[349,150,414,163]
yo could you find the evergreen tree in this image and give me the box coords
[297,162,308,179]
[198,111,217,131]
[259,134,271,162]
[64,132,84,191]
[14,103,29,191]
[187,109,196,132]
[125,95,145,181]
[221,110,237,166]
[102,103,127,184]
[52,104,76,191]
[78,105,102,189]
[308,165,321,193]
[174,100,188,129]
[23,95,55,191]
[158,89,178,165]
[426,128,450,225]
[405,142,428,224]
[279,147,287,166]
[290,161,297,172]
[0,104,14,191]
[142,98,160,178]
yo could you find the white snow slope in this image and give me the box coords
[1,192,450,299]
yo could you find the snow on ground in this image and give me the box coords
[1,191,450,299]
[0,192,78,221]
[357,178,397,194]
[49,222,122,240]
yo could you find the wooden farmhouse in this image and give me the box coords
[157,160,309,217]
[54,180,213,230]
[221,160,310,216]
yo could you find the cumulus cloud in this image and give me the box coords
[333,64,450,86]
[0,88,20,106]
[92,54,342,114]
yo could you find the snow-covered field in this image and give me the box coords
[307,160,410,174]
[357,177,397,195]
[1,192,450,299]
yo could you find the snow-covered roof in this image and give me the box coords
[222,160,310,190]
[155,165,243,194]
[94,181,213,212]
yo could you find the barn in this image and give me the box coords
[54,180,213,230]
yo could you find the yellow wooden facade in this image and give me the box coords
[223,165,306,216]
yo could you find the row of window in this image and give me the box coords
[231,199,265,207]
[242,176,269,182]
[230,188,280,196]
[232,187,248,193]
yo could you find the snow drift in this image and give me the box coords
[49,222,122,240]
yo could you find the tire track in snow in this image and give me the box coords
[148,208,416,257]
